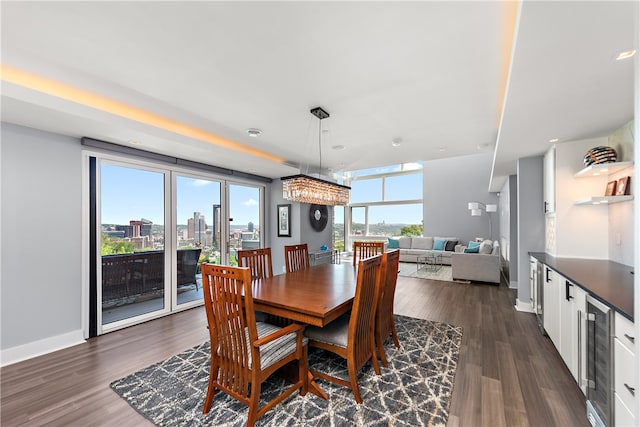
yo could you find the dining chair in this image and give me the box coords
[200,263,308,426]
[375,249,401,367]
[305,254,382,404]
[352,241,385,266]
[237,248,274,280]
[284,243,310,273]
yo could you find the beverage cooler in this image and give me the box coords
[586,295,613,427]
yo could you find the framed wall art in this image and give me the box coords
[615,176,630,196]
[277,204,291,237]
[604,180,617,196]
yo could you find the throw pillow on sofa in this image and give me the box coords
[464,245,480,253]
[433,239,447,251]
[387,238,400,249]
[467,241,481,249]
[479,240,493,254]
[445,240,458,251]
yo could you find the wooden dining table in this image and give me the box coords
[249,262,358,399]
[251,262,358,327]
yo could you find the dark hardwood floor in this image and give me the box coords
[1,275,588,426]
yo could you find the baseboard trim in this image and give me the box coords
[1,329,85,367]
[514,298,535,313]
[509,280,518,289]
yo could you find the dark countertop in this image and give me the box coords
[530,252,634,321]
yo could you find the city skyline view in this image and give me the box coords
[101,162,424,229]
[101,164,262,227]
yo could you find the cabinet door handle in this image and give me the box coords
[624,383,636,396]
[546,267,551,283]
[577,309,582,389]
[565,280,574,301]
[623,333,635,343]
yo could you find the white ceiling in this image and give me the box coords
[1,2,636,190]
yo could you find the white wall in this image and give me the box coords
[1,123,85,363]
[423,152,498,244]
[607,121,635,266]
[554,138,610,258]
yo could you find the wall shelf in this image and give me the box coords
[575,195,634,205]
[574,161,633,178]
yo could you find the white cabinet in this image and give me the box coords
[543,265,560,349]
[559,278,587,391]
[543,146,556,213]
[614,312,636,426]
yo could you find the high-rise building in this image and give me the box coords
[212,204,221,248]
[187,218,194,239]
[248,221,254,232]
[192,212,207,245]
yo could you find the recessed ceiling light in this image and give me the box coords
[616,50,636,60]
[549,138,559,143]
[391,138,402,147]
[129,139,140,145]
[332,145,345,150]
[246,128,262,137]
[438,147,446,152]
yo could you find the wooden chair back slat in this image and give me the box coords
[284,244,310,273]
[238,248,274,280]
[375,249,401,366]
[350,254,383,371]
[352,241,385,266]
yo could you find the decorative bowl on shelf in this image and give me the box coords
[583,146,617,166]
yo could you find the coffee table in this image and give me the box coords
[417,253,442,272]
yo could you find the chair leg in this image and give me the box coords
[347,359,363,404]
[247,381,261,427]
[370,338,381,376]
[377,335,389,368]
[391,325,400,349]
[202,363,219,414]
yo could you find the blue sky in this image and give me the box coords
[101,164,260,227]
[101,162,423,227]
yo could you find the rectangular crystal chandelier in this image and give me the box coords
[281,174,351,206]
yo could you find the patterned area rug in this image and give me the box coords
[110,315,462,426]
[398,263,471,284]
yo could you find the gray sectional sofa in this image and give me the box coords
[385,236,501,284]
[389,236,459,265]
[451,239,501,284]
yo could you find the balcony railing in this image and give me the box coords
[101,249,201,304]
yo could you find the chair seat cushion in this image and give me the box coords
[304,313,350,348]
[247,322,307,370]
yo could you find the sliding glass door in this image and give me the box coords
[100,162,168,329]
[94,158,264,335]
[174,174,222,308]
[227,184,262,265]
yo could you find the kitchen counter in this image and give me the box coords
[530,252,634,321]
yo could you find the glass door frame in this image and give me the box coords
[84,149,267,337]
[96,156,173,335]
[225,181,266,266]
[170,170,226,312]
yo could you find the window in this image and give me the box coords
[344,163,423,248]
